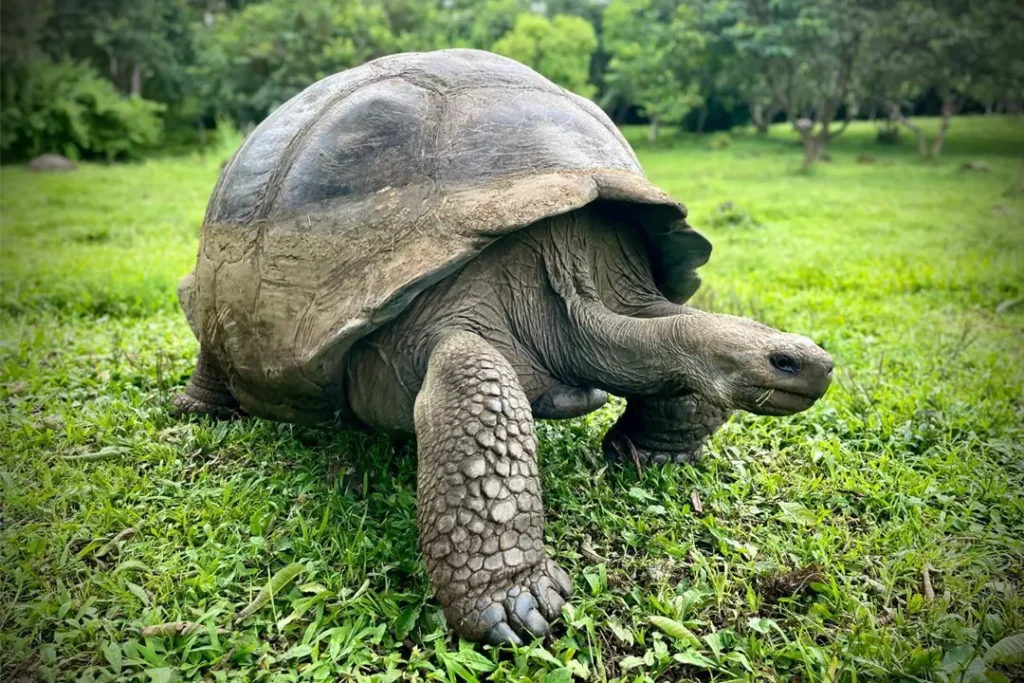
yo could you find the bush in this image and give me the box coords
[875,123,901,145]
[1,60,164,162]
[707,131,733,150]
[708,201,761,229]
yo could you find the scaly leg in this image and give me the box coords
[415,331,573,645]
[171,347,243,419]
[603,395,730,465]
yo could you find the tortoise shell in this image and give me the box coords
[181,49,711,422]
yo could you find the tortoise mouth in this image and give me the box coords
[744,386,822,416]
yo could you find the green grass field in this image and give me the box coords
[2,117,1023,682]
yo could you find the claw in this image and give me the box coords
[531,576,564,618]
[540,587,566,619]
[478,603,506,631]
[484,621,522,646]
[548,563,574,598]
[507,591,539,630]
[521,608,551,638]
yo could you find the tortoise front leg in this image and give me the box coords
[603,395,730,465]
[415,331,573,645]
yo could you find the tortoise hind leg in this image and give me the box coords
[171,348,243,419]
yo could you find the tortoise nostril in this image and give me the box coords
[770,353,801,375]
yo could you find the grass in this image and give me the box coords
[2,116,1023,682]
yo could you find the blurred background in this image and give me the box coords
[1,0,1022,166]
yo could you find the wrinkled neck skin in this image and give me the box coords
[521,206,720,399]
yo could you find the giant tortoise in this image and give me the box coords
[174,49,833,645]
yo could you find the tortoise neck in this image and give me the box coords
[556,299,710,396]
[528,208,710,397]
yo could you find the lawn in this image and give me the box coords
[2,117,1023,682]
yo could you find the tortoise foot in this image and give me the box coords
[171,348,244,420]
[603,395,731,467]
[446,558,574,646]
[602,429,702,465]
[170,391,244,420]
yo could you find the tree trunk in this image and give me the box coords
[793,120,818,169]
[647,118,660,143]
[130,62,144,97]
[930,97,957,158]
[612,99,629,124]
[802,135,819,169]
[695,106,708,134]
[888,103,928,156]
[752,101,770,134]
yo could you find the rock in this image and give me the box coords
[959,161,989,173]
[28,154,76,172]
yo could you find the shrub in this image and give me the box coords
[707,131,733,150]
[1,60,164,162]
[708,201,762,229]
[875,123,901,145]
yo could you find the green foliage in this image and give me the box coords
[721,0,878,155]
[191,0,398,125]
[4,0,1022,156]
[0,0,54,70]
[985,632,1024,665]
[439,0,528,49]
[707,131,732,150]
[0,60,163,161]
[15,0,198,102]
[2,117,1024,680]
[604,0,707,135]
[861,0,1024,158]
[491,13,598,97]
[234,562,307,623]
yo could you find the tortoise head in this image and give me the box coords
[679,312,834,415]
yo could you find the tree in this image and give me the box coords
[36,0,195,102]
[541,0,614,102]
[491,13,598,97]
[0,0,54,71]
[604,0,707,140]
[866,0,1024,158]
[439,0,529,50]
[191,0,397,125]
[723,0,880,168]
[688,0,779,134]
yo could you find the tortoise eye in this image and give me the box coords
[770,353,801,375]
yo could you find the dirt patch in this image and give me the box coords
[758,565,824,604]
